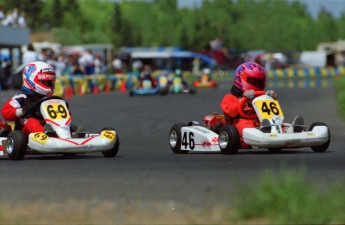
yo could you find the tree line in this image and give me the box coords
[1,0,344,52]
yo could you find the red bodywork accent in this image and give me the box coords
[50,135,98,145]
[201,140,211,147]
[45,118,71,127]
[211,137,218,144]
[203,112,252,149]
[203,113,226,130]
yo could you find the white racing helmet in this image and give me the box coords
[202,68,211,74]
[22,61,56,97]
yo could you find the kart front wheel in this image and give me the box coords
[309,122,330,152]
[101,128,120,157]
[7,131,27,160]
[189,87,197,94]
[169,124,189,154]
[219,125,240,155]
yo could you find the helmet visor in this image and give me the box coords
[247,77,265,89]
[40,80,55,88]
[36,71,56,89]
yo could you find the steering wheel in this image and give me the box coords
[238,91,266,119]
[26,95,65,118]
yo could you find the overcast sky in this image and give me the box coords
[178,0,345,18]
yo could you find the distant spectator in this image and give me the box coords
[0,7,5,23]
[209,36,231,61]
[62,54,75,75]
[47,52,65,77]
[112,55,123,74]
[78,49,94,75]
[2,60,12,90]
[132,59,143,73]
[17,11,26,28]
[38,48,49,62]
[94,54,104,74]
[71,63,84,75]
[210,36,224,51]
[2,11,13,26]
[192,57,201,75]
[22,43,38,65]
[0,7,26,28]
[11,8,18,25]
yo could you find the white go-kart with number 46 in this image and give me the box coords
[0,96,120,160]
[169,91,330,154]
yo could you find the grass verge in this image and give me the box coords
[231,170,345,224]
[1,170,343,224]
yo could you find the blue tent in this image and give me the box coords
[120,47,217,68]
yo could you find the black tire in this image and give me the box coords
[169,123,189,154]
[6,130,27,160]
[189,86,197,94]
[268,148,282,153]
[218,125,240,155]
[159,87,169,95]
[70,124,78,132]
[101,128,120,157]
[309,122,330,152]
[63,153,77,157]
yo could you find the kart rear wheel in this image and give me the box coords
[169,123,189,154]
[309,122,330,152]
[219,125,240,155]
[101,128,120,157]
[268,148,282,153]
[7,131,27,160]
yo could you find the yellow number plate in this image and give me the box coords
[45,104,70,120]
[31,132,49,144]
[254,99,284,120]
[142,80,152,88]
[160,77,168,85]
[101,130,116,142]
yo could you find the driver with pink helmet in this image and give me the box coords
[220,62,276,136]
[1,61,56,136]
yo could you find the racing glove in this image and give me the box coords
[22,102,37,117]
[243,90,255,99]
[266,90,277,99]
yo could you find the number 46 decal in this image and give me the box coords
[261,102,280,115]
[182,132,195,150]
[255,100,283,120]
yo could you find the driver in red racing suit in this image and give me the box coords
[221,62,276,136]
[1,61,56,137]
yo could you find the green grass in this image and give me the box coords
[334,76,345,119]
[231,170,345,224]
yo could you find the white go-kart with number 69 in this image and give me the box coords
[0,96,119,160]
[169,91,330,154]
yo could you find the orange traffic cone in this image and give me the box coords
[92,85,99,95]
[120,80,127,92]
[64,86,74,99]
[104,81,111,93]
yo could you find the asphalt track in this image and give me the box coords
[0,77,344,209]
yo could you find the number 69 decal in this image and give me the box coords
[31,132,49,144]
[45,104,70,120]
[182,132,195,150]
